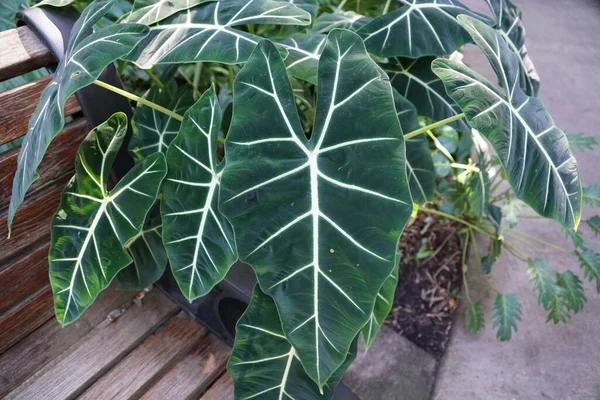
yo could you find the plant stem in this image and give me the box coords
[178,67,203,98]
[382,0,392,14]
[193,63,203,100]
[93,80,184,122]
[338,0,348,10]
[461,231,473,303]
[502,241,528,262]
[427,130,455,163]
[504,228,573,254]
[449,162,480,173]
[145,69,164,89]
[418,207,493,238]
[404,113,466,140]
[227,64,235,94]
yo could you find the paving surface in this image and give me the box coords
[434,1,600,399]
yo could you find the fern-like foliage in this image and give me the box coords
[578,250,600,293]
[567,133,598,152]
[583,185,600,208]
[527,258,569,323]
[466,302,485,335]
[587,216,600,237]
[492,293,522,341]
[556,271,586,313]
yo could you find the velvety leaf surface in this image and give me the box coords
[8,0,149,231]
[385,57,470,132]
[221,31,412,387]
[126,0,311,68]
[126,0,213,25]
[280,33,326,84]
[228,286,357,399]
[161,87,237,301]
[358,0,491,58]
[129,81,195,160]
[117,214,167,291]
[50,113,167,325]
[289,0,318,16]
[393,90,435,204]
[432,16,581,229]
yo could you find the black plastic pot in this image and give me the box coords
[17,7,358,399]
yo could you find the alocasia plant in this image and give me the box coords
[4,0,599,397]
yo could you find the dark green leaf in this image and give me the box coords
[162,87,237,301]
[126,0,311,68]
[466,301,485,334]
[129,81,195,160]
[385,57,469,132]
[481,236,502,274]
[556,271,585,314]
[561,226,585,249]
[358,0,491,58]
[313,10,371,34]
[221,32,412,387]
[567,133,598,152]
[228,286,357,400]
[1,0,28,31]
[126,0,212,25]
[527,258,569,323]
[492,293,521,341]
[290,0,318,16]
[432,16,582,229]
[577,250,600,293]
[587,216,600,237]
[9,0,149,232]
[583,184,600,207]
[280,33,326,84]
[49,113,167,325]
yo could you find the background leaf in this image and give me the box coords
[492,293,521,341]
[466,301,485,334]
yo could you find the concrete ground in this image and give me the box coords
[433,1,600,399]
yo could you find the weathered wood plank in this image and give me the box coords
[0,118,87,210]
[0,180,66,265]
[0,243,49,314]
[0,75,81,146]
[141,332,231,400]
[200,373,234,400]
[0,286,135,397]
[0,27,54,82]
[79,312,208,400]
[5,289,179,400]
[0,286,54,355]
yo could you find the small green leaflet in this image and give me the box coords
[527,258,569,323]
[117,214,167,291]
[577,250,600,293]
[280,33,326,84]
[358,0,491,58]
[221,31,412,387]
[465,301,484,334]
[492,293,521,341]
[129,81,195,160]
[126,0,213,25]
[567,133,598,152]
[583,184,600,207]
[49,113,167,325]
[228,286,357,400]
[587,216,600,237]
[556,271,585,314]
[393,90,435,205]
[385,57,470,132]
[486,0,539,96]
[313,10,371,34]
[432,16,582,229]
[8,0,149,232]
[161,87,237,301]
[362,255,398,349]
[481,236,501,274]
[126,0,311,68]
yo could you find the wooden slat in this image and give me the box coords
[6,290,179,400]
[0,286,54,355]
[0,286,135,397]
[201,373,234,400]
[0,118,88,211]
[0,75,81,146]
[0,243,49,314]
[0,27,54,82]
[141,332,231,400]
[80,313,209,400]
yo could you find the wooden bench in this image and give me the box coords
[0,24,234,400]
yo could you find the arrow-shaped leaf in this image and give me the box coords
[432,16,581,228]
[486,0,539,96]
[117,214,167,291]
[161,87,237,301]
[49,113,167,325]
[358,0,491,58]
[126,0,311,69]
[362,254,398,349]
[393,90,435,205]
[289,0,318,16]
[385,57,470,132]
[313,9,371,34]
[126,0,213,25]
[8,0,149,232]
[129,81,195,160]
[228,286,357,400]
[220,31,412,387]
